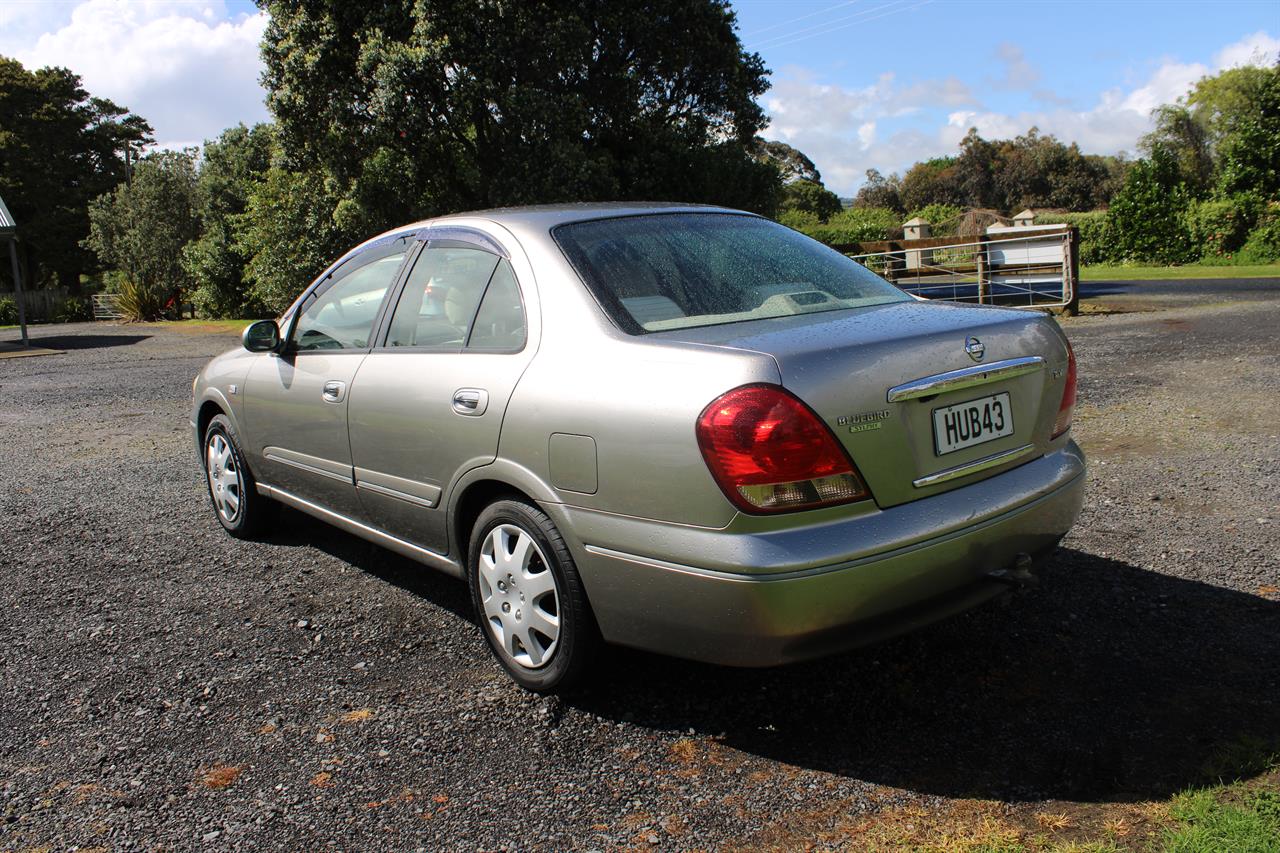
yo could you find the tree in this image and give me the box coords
[853,169,904,213]
[754,139,822,184]
[0,57,151,291]
[84,150,200,319]
[253,0,779,305]
[236,167,351,313]
[183,124,276,318]
[1141,105,1214,196]
[779,179,842,221]
[1214,66,1280,199]
[900,156,963,211]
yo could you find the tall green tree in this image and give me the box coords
[853,169,904,213]
[1142,105,1214,196]
[84,150,200,319]
[1214,66,1280,199]
[0,57,151,290]
[900,156,963,211]
[780,179,842,221]
[183,124,276,318]
[250,0,778,310]
[754,139,823,184]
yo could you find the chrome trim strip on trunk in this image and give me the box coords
[256,483,462,579]
[886,356,1045,403]
[912,444,1037,488]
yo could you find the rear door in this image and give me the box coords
[243,238,410,517]
[347,238,535,554]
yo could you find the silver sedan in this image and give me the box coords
[192,204,1084,692]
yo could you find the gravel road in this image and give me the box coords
[2,285,1277,851]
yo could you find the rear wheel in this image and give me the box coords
[203,414,275,538]
[467,499,599,692]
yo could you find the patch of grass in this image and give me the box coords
[1163,787,1280,852]
[143,318,257,334]
[1080,263,1280,281]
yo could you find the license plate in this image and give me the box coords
[932,392,1013,455]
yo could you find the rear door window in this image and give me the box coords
[385,247,500,349]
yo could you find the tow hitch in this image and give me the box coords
[987,552,1037,589]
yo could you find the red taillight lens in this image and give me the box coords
[696,384,870,514]
[1052,340,1077,438]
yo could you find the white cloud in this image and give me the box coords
[764,30,1278,196]
[1215,30,1280,68]
[6,0,270,149]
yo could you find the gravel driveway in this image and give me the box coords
[2,287,1277,851]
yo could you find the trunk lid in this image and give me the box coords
[652,300,1071,508]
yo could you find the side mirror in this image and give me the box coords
[242,319,281,353]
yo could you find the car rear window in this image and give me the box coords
[553,212,909,334]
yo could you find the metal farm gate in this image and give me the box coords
[834,223,1080,315]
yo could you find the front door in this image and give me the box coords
[244,240,410,517]
[348,243,534,554]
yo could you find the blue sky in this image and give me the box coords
[2,0,1276,195]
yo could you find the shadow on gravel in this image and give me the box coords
[264,507,474,621]
[27,333,151,350]
[570,547,1280,803]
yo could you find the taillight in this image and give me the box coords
[1052,340,1077,438]
[696,384,870,514]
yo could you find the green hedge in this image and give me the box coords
[798,206,900,246]
[1238,202,1280,263]
[1183,194,1263,261]
[1035,211,1113,265]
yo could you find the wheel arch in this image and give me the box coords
[448,461,560,566]
[196,398,226,444]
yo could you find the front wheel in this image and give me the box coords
[467,499,600,692]
[203,414,275,538]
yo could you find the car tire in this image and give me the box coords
[203,413,276,538]
[467,498,600,692]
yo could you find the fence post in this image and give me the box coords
[1062,226,1080,316]
[902,217,932,270]
[7,237,27,346]
[976,233,989,304]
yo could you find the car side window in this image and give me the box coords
[292,250,406,352]
[385,246,500,348]
[467,259,526,350]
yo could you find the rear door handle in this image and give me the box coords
[452,388,489,416]
[322,380,346,403]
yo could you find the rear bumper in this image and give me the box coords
[545,442,1085,666]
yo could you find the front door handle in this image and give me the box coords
[322,380,346,403]
[452,388,489,416]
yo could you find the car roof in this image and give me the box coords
[404,201,754,233]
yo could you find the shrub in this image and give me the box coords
[1184,194,1263,260]
[115,278,168,322]
[779,179,843,222]
[1105,148,1196,264]
[51,297,93,323]
[800,206,901,247]
[1238,203,1280,263]
[0,296,18,325]
[777,208,820,231]
[1037,210,1114,265]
